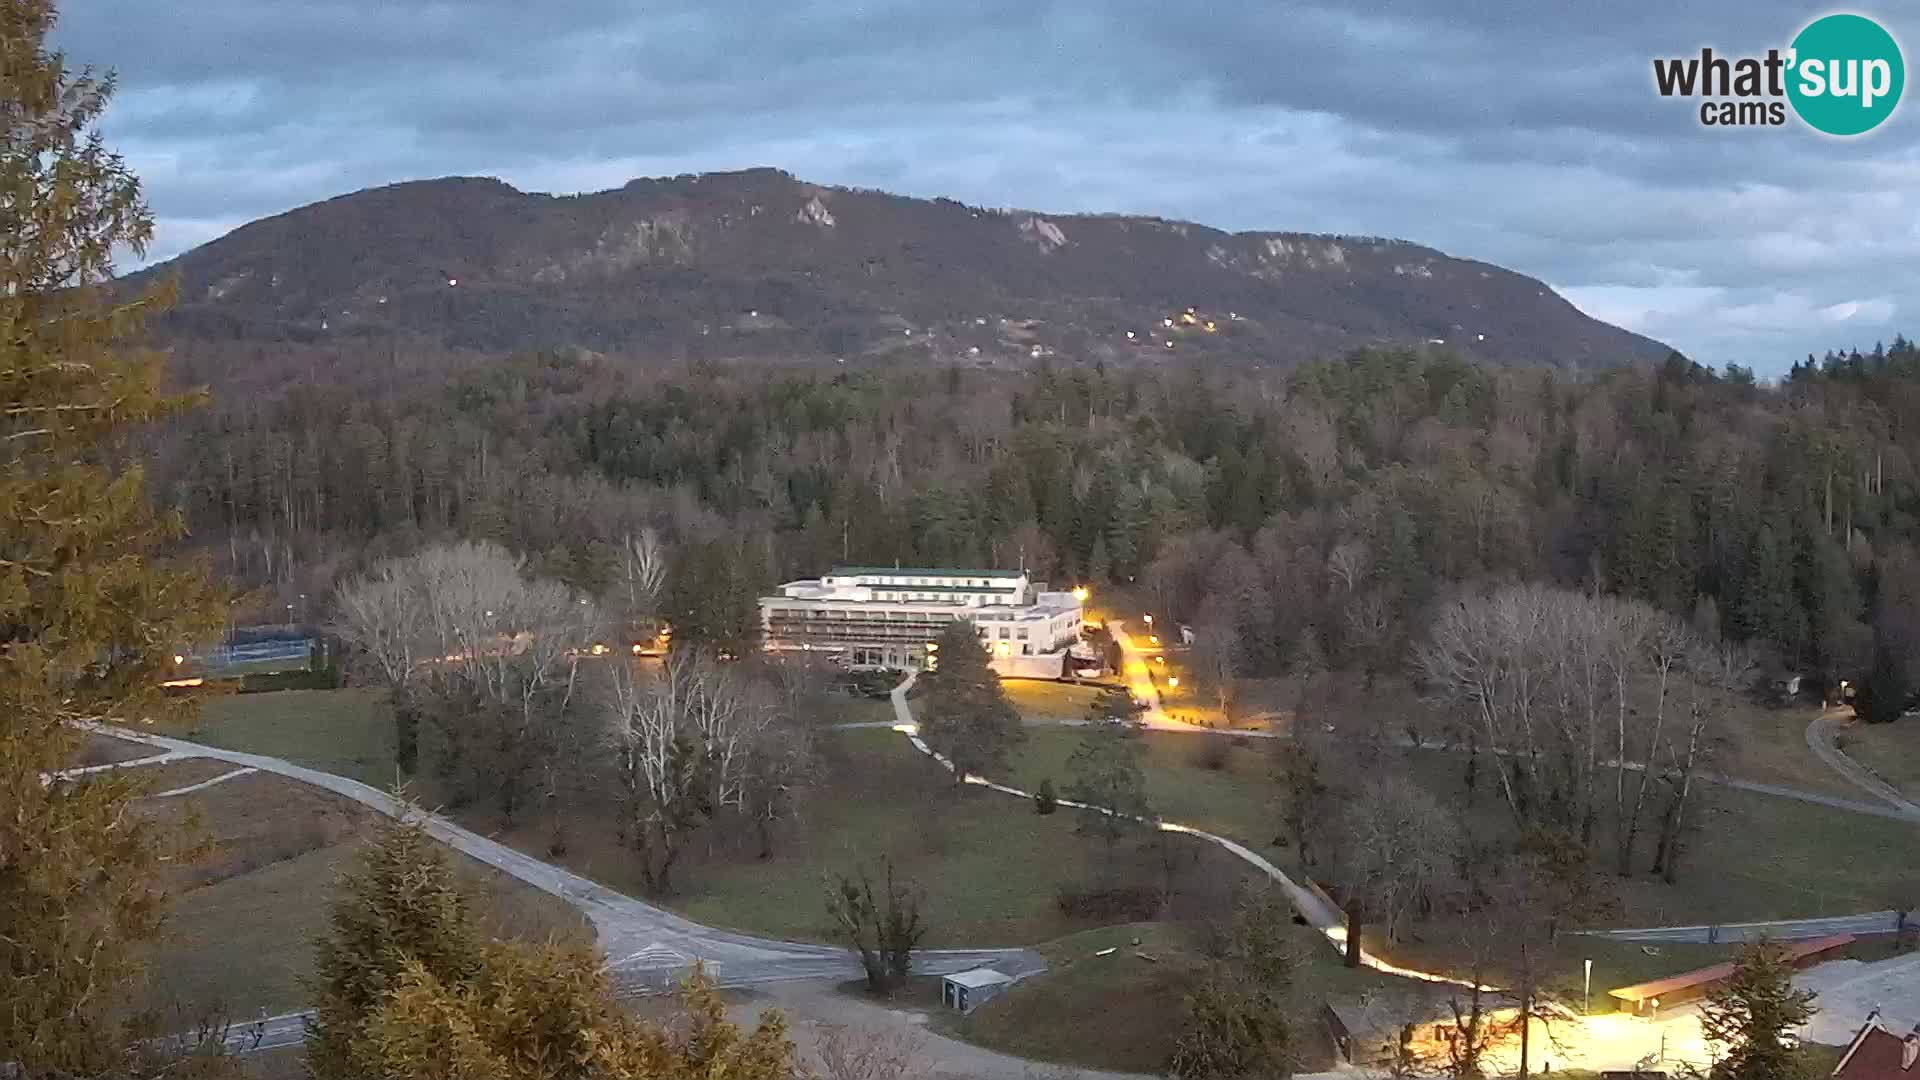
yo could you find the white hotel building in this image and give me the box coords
[759,566,1084,677]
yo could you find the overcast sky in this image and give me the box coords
[58,1,1920,374]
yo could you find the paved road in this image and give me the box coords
[1571,911,1915,944]
[1806,714,1920,822]
[86,724,1040,996]
[1796,951,1920,1045]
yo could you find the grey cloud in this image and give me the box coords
[56,0,1920,371]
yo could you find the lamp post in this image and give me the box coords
[1584,958,1592,1015]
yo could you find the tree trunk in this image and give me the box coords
[1344,906,1363,968]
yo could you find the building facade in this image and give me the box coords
[760,566,1083,676]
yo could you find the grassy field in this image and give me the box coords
[134,772,589,1019]
[170,688,399,787]
[1717,702,1861,799]
[1392,749,1920,928]
[142,685,1917,961]
[1833,715,1920,800]
[1000,679,1105,723]
[950,919,1411,1074]
[487,725,1243,947]
[1003,726,1278,846]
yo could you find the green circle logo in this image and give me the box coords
[1787,13,1904,135]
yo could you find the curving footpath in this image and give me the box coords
[886,675,1480,989]
[1805,714,1920,823]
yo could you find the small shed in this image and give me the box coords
[1324,992,1489,1066]
[1769,671,1804,701]
[942,967,1014,1013]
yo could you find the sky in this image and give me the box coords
[57,1,1920,374]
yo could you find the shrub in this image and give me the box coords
[1034,778,1058,815]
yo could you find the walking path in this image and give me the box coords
[78,723,1039,994]
[1805,714,1920,822]
[885,675,1477,988]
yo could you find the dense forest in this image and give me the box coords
[153,335,1920,696]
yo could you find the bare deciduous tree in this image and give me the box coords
[609,652,811,892]
[1329,775,1458,963]
[335,540,599,795]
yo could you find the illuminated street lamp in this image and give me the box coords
[172,654,185,666]
[1584,958,1593,1015]
[1072,585,1089,603]
[1167,676,1179,688]
[1143,614,1153,627]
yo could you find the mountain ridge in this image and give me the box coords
[134,166,1672,369]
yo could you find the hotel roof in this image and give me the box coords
[830,566,1027,578]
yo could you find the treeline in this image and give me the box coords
[155,336,1920,687]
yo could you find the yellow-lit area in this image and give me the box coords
[1148,635,1159,645]
[993,641,1012,658]
[160,677,205,688]
[924,642,939,652]
[631,643,644,655]
[172,653,185,666]
[1204,320,1216,332]
[1167,676,1178,688]
[1071,585,1089,603]
[1153,655,1165,665]
[590,643,608,656]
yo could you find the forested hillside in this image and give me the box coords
[129,168,1669,369]
[156,336,1920,693]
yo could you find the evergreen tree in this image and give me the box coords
[0,4,224,1069]
[307,811,489,1077]
[1734,526,1800,649]
[1697,942,1817,1080]
[917,620,1023,785]
[312,811,796,1079]
[1064,722,1151,852]
[1854,634,1909,724]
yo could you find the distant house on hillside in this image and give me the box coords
[1768,671,1804,702]
[1832,1011,1920,1080]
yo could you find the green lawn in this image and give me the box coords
[666,729,1224,946]
[1395,749,1920,926]
[1004,726,1278,847]
[136,773,589,1019]
[1718,702,1861,799]
[951,919,1414,1074]
[166,688,399,788]
[1001,679,1105,724]
[1834,715,1920,800]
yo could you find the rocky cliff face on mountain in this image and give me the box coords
[134,167,1669,369]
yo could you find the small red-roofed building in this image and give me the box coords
[1833,1011,1920,1080]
